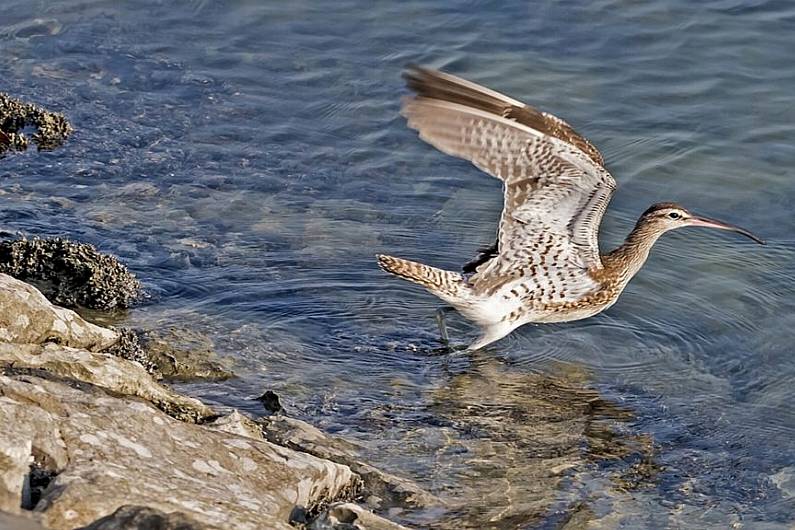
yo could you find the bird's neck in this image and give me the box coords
[602,220,665,285]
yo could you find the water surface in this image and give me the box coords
[2,1,794,528]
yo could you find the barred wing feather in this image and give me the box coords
[401,73,616,304]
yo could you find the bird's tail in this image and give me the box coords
[376,254,470,304]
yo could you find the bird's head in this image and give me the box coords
[639,202,765,244]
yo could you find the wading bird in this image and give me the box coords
[377,66,764,350]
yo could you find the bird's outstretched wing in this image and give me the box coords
[402,66,617,301]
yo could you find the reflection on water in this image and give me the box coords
[415,356,652,529]
[2,0,795,527]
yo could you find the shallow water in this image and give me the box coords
[2,0,795,527]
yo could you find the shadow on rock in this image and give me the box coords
[77,505,220,530]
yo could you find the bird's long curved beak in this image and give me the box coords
[688,215,766,245]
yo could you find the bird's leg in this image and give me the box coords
[435,306,455,345]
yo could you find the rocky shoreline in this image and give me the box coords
[0,92,426,530]
[0,272,426,529]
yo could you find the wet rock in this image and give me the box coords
[100,328,157,375]
[309,503,412,530]
[77,505,220,530]
[0,273,118,350]
[260,415,440,511]
[256,389,284,414]
[100,327,233,382]
[0,93,72,156]
[0,238,141,311]
[135,327,233,381]
[0,373,357,530]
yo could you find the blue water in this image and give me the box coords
[2,1,794,528]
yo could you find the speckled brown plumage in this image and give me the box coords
[378,67,763,350]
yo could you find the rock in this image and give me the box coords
[0,511,48,530]
[0,92,72,156]
[0,343,214,423]
[256,390,284,414]
[207,412,436,515]
[0,415,34,513]
[205,410,265,440]
[100,328,157,375]
[0,373,358,530]
[260,415,440,511]
[135,327,233,381]
[0,274,213,421]
[77,505,220,530]
[0,274,118,350]
[0,239,141,311]
[309,503,412,530]
[100,327,233,382]
[0,273,413,529]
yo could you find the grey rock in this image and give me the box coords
[0,342,214,423]
[0,273,118,350]
[205,410,266,440]
[0,238,141,311]
[0,274,414,530]
[0,373,357,530]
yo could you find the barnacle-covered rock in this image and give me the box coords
[0,237,141,311]
[0,93,72,155]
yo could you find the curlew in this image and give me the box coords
[377,66,764,350]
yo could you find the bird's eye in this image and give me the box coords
[668,212,681,219]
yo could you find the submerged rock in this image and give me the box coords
[0,238,141,311]
[0,92,72,155]
[260,415,440,512]
[419,357,655,528]
[134,327,233,381]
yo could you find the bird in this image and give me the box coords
[377,65,765,351]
